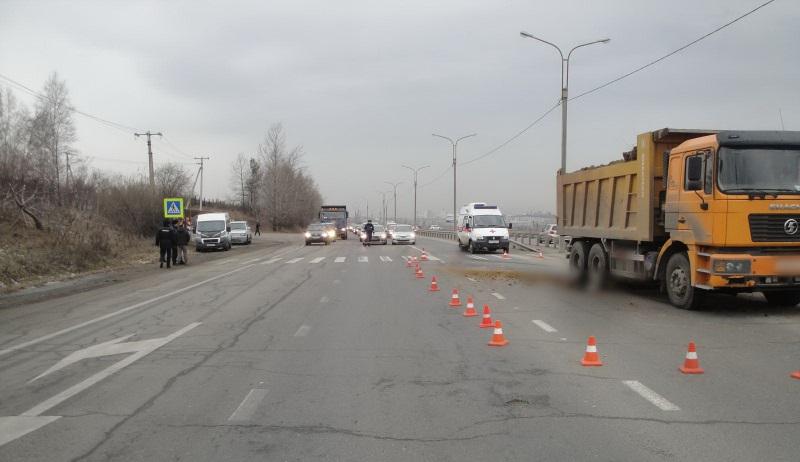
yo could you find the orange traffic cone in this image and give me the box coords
[415,265,425,279]
[448,289,462,307]
[479,304,494,328]
[791,371,800,380]
[463,296,478,317]
[429,276,440,291]
[488,320,509,347]
[502,249,510,259]
[679,342,704,374]
[580,336,603,366]
[406,256,413,267]
[420,249,429,261]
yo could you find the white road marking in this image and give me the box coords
[334,257,346,263]
[310,257,325,264]
[410,245,442,262]
[379,256,392,262]
[466,277,477,282]
[491,292,506,300]
[260,257,282,265]
[401,256,409,261]
[293,325,311,337]
[622,380,680,411]
[214,259,233,266]
[0,263,255,358]
[532,320,558,333]
[320,296,329,303]
[0,416,61,448]
[358,256,368,263]
[243,257,263,264]
[469,255,488,261]
[22,323,201,418]
[228,388,269,421]
[286,257,304,264]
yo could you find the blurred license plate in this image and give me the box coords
[776,259,800,274]
[488,240,499,244]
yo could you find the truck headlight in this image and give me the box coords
[410,232,415,238]
[712,259,751,274]
[380,233,387,239]
[305,232,311,238]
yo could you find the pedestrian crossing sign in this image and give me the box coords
[163,197,184,218]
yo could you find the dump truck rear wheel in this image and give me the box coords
[763,291,800,307]
[587,243,609,291]
[569,240,588,285]
[665,252,703,310]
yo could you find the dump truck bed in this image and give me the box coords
[556,129,716,242]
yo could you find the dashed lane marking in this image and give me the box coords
[334,257,346,263]
[379,256,393,262]
[491,292,505,300]
[228,388,269,421]
[310,257,325,264]
[469,255,488,261]
[532,320,557,333]
[243,257,263,264]
[622,380,680,411]
[293,325,311,337]
[466,277,477,282]
[286,257,304,264]
[260,257,282,265]
[358,256,368,263]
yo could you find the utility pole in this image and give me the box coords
[194,156,210,210]
[433,133,477,233]
[384,181,402,223]
[402,164,430,228]
[134,131,163,190]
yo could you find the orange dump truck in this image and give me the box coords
[557,128,800,309]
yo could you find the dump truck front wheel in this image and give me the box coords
[665,252,703,310]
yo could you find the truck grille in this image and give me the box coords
[749,215,800,242]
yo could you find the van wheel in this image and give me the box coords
[587,244,609,291]
[763,291,800,307]
[665,252,703,310]
[468,240,477,254]
[568,240,588,285]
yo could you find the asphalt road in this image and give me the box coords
[0,232,799,461]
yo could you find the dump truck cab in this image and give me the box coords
[661,131,800,307]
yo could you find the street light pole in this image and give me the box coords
[520,32,609,174]
[433,133,476,233]
[402,164,430,228]
[384,181,402,223]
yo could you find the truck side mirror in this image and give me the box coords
[686,156,703,191]
[508,223,513,229]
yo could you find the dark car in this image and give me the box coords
[305,223,333,245]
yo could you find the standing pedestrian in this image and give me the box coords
[170,220,180,266]
[155,219,177,268]
[176,222,190,265]
[255,221,261,236]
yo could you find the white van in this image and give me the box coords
[456,203,511,254]
[195,212,232,251]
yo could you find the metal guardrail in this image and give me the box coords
[416,230,570,253]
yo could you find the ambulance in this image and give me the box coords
[456,203,512,254]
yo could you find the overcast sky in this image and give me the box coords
[1,0,798,219]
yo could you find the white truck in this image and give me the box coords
[195,212,232,251]
[456,202,512,254]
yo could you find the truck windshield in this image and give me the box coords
[473,215,506,228]
[197,220,225,232]
[718,147,800,194]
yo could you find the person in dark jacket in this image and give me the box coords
[170,220,180,265]
[176,222,191,265]
[155,219,177,268]
[255,221,261,236]
[363,220,374,246]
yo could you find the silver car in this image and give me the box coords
[366,224,388,245]
[229,221,252,245]
[391,224,415,245]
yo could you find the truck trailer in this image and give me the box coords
[557,128,800,309]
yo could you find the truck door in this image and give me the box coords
[677,151,714,244]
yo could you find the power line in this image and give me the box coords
[419,164,452,189]
[569,0,777,103]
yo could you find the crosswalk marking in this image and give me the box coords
[427,255,441,261]
[260,257,282,265]
[310,257,325,264]
[379,256,392,262]
[491,292,506,300]
[334,257,346,263]
[286,257,304,264]
[358,256,368,263]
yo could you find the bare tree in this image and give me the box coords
[230,153,248,208]
[155,162,190,198]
